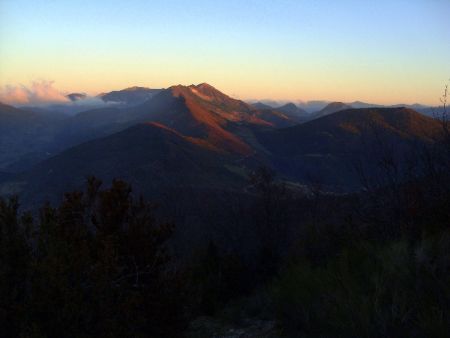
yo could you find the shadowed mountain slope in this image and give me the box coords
[59,83,300,155]
[7,122,247,208]
[276,102,309,122]
[251,102,274,110]
[79,84,298,152]
[258,107,443,189]
[0,102,67,170]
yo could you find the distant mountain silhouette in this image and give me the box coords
[98,86,162,105]
[66,93,87,102]
[276,103,309,120]
[252,102,274,110]
[348,101,382,109]
[311,102,353,119]
[297,100,331,113]
[348,101,436,117]
[249,100,330,113]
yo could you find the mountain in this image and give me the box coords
[346,101,439,118]
[66,93,87,101]
[296,100,331,113]
[98,86,162,105]
[390,103,438,118]
[1,83,303,207]
[392,103,430,111]
[252,102,273,110]
[258,107,443,189]
[250,100,331,113]
[250,100,282,108]
[311,102,353,119]
[2,83,444,209]
[0,102,67,171]
[131,83,298,154]
[276,103,309,120]
[6,122,247,208]
[1,84,300,173]
[349,101,382,109]
[1,103,444,211]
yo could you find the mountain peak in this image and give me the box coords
[251,102,273,110]
[313,101,353,118]
[141,83,305,155]
[276,102,309,119]
[195,82,215,90]
[279,102,298,110]
[189,83,229,100]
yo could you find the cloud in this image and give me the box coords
[0,80,70,105]
[71,96,112,106]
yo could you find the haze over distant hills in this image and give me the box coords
[0,102,66,170]
[249,99,437,117]
[7,81,437,119]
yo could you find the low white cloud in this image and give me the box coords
[71,96,111,106]
[0,80,70,105]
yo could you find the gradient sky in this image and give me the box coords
[1,0,449,105]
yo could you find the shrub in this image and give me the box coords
[272,236,450,337]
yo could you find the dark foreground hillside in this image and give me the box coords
[1,120,450,337]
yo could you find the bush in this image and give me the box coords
[272,236,450,337]
[187,241,253,316]
[0,178,186,338]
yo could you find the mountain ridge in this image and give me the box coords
[1,85,445,205]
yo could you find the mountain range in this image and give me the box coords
[0,83,445,208]
[251,99,437,116]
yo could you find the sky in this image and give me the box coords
[0,0,449,105]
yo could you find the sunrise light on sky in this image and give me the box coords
[1,0,449,105]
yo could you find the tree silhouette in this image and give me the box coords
[0,178,184,338]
